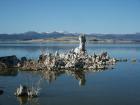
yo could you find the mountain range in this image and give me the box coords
[0,31,140,43]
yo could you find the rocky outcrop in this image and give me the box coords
[74,35,86,54]
[0,62,7,70]
[0,35,117,71]
[35,35,117,71]
[15,85,39,97]
[20,59,38,70]
[20,57,27,67]
[0,55,20,69]
[18,35,117,71]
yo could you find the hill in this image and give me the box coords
[0,31,140,43]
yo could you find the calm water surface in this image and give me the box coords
[0,43,140,105]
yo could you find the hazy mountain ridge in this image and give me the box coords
[0,31,78,41]
[0,31,140,43]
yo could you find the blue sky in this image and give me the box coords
[0,0,140,34]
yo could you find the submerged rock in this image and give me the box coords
[131,58,136,63]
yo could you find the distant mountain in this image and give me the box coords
[0,31,78,41]
[87,33,140,41]
[0,31,140,42]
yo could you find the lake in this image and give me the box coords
[0,43,140,105]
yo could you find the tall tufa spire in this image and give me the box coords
[79,34,86,52]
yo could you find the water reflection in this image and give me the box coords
[65,70,86,86]
[0,69,18,76]
[42,70,65,84]
[1,43,140,59]
[17,97,40,105]
[41,70,86,86]
[0,90,4,95]
[15,70,87,105]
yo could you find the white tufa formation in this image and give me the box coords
[15,85,40,97]
[37,34,116,71]
[74,34,86,54]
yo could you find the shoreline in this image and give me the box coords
[0,39,140,44]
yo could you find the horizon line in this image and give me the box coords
[0,31,140,35]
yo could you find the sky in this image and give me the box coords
[0,0,140,34]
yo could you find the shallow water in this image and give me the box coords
[0,43,140,105]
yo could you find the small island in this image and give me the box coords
[0,35,117,72]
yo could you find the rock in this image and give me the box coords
[0,55,19,68]
[0,62,7,70]
[15,85,39,97]
[74,34,86,54]
[79,35,86,52]
[20,57,27,67]
[131,58,136,63]
[74,59,85,69]
[122,59,127,62]
[21,59,38,70]
[15,85,28,96]
[21,57,27,63]
[38,54,47,63]
[54,59,66,69]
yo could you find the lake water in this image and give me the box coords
[0,43,140,105]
